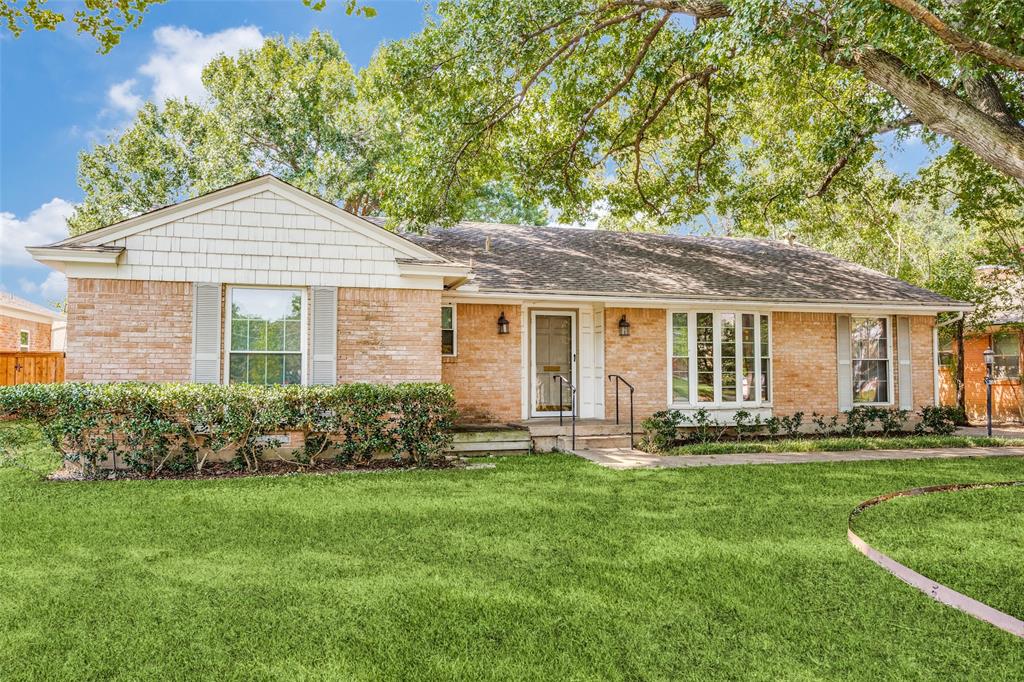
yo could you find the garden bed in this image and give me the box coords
[663,434,1024,456]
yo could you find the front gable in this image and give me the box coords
[28,176,467,290]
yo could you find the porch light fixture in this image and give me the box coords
[497,311,510,335]
[618,314,631,337]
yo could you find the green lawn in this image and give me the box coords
[2,420,1023,680]
[853,484,1024,620]
[665,434,1024,456]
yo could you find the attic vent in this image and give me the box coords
[785,233,797,246]
[484,236,492,253]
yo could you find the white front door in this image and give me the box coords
[531,311,576,416]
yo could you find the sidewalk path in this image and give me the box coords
[574,446,1024,470]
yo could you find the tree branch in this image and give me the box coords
[806,114,921,198]
[881,0,1024,72]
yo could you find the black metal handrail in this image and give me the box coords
[607,374,635,449]
[555,374,577,450]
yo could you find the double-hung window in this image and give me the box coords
[851,317,891,404]
[228,288,304,385]
[18,330,29,352]
[938,335,955,369]
[441,305,456,356]
[670,311,772,406]
[992,332,1020,380]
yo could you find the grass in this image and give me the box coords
[2,419,1024,680]
[853,484,1024,620]
[664,434,1024,456]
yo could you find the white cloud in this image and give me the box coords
[108,79,144,113]
[142,25,264,105]
[39,272,68,301]
[0,198,75,266]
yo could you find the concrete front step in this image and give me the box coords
[521,418,639,438]
[556,434,635,450]
[449,425,532,456]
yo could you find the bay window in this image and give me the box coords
[851,316,890,404]
[228,287,304,385]
[670,311,772,406]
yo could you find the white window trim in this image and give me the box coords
[18,329,30,352]
[850,315,895,407]
[441,304,457,357]
[222,285,308,386]
[666,309,773,410]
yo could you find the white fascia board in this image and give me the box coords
[0,303,65,323]
[396,261,472,278]
[441,289,973,315]
[26,246,123,267]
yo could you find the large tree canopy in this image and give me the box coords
[362,0,1022,258]
[69,31,546,235]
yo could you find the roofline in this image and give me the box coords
[0,301,65,323]
[442,289,973,314]
[49,175,447,264]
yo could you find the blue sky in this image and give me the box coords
[0,1,939,307]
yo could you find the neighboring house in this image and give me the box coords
[0,291,65,352]
[27,175,969,435]
[939,268,1023,424]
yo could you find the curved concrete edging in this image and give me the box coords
[848,481,1024,639]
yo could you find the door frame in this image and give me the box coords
[530,309,578,417]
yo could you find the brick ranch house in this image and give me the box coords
[28,175,970,443]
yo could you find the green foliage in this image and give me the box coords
[915,405,965,436]
[70,31,547,235]
[777,412,805,439]
[639,409,682,453]
[0,0,164,53]
[0,382,455,476]
[683,408,729,445]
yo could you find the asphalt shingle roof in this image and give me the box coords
[384,220,962,306]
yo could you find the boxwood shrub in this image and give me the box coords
[0,382,456,476]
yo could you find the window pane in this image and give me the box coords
[249,320,268,351]
[853,359,889,403]
[442,329,455,356]
[761,357,771,402]
[231,319,248,351]
[266,353,284,384]
[441,306,453,330]
[284,320,301,352]
[994,333,1019,355]
[229,354,247,383]
[852,317,888,359]
[742,314,755,401]
[696,313,714,402]
[246,354,267,385]
[720,314,736,401]
[267,320,285,352]
[672,313,688,357]
[672,357,689,402]
[284,354,302,384]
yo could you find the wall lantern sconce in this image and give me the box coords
[497,311,510,335]
[618,314,631,337]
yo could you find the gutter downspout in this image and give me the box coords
[934,312,964,406]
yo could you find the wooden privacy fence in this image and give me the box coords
[0,352,65,386]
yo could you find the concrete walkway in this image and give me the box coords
[574,446,1024,470]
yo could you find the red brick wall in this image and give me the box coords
[441,303,522,422]
[0,315,52,352]
[772,312,839,416]
[337,288,442,383]
[944,330,1023,424]
[66,278,192,382]
[603,307,667,420]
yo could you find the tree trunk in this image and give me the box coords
[850,48,1024,184]
[955,318,966,417]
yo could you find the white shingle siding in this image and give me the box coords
[72,188,418,289]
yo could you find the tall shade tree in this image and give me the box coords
[362,0,1024,236]
[70,31,546,235]
[0,0,164,52]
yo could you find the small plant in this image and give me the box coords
[640,409,683,453]
[687,408,728,444]
[732,410,762,442]
[843,407,871,437]
[762,416,782,438]
[878,408,910,436]
[777,412,804,438]
[915,405,964,435]
[811,412,841,437]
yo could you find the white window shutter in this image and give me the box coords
[897,316,913,410]
[310,286,338,385]
[836,314,852,411]
[192,283,222,384]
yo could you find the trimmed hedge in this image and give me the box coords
[0,382,456,476]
